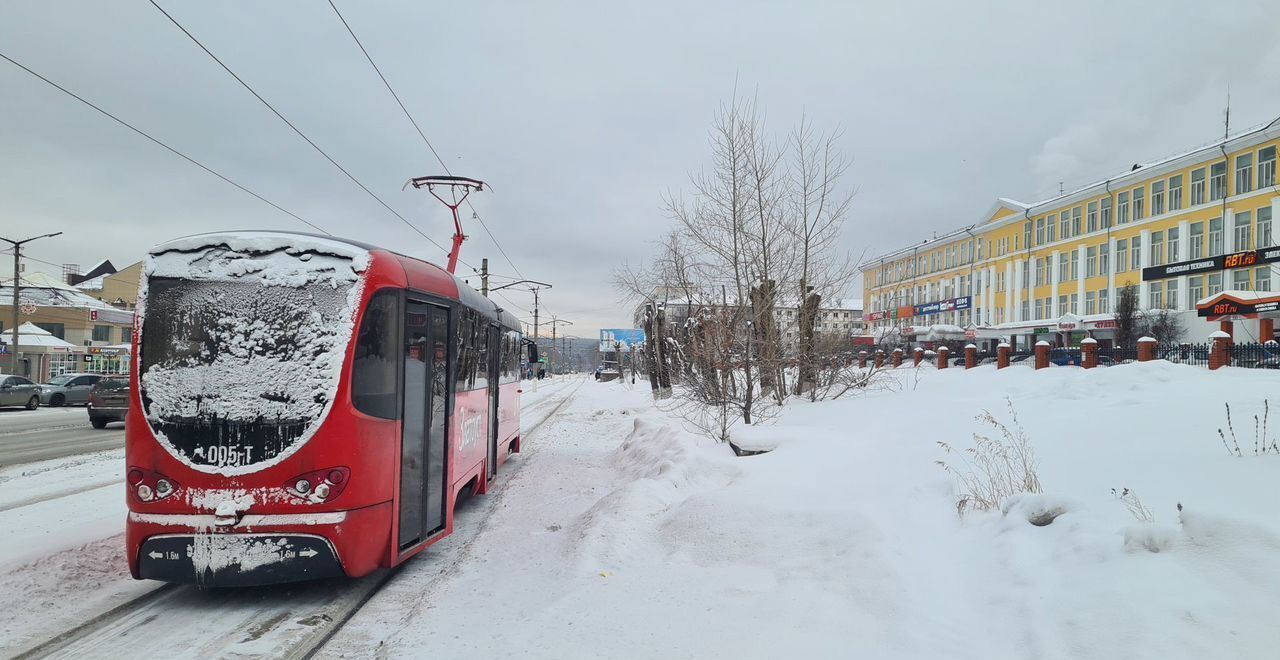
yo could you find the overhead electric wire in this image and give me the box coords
[148,0,454,260]
[0,51,331,236]
[326,0,527,280]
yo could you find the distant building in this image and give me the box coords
[631,295,864,353]
[1,272,133,378]
[74,260,143,309]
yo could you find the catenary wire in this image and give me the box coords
[0,51,331,236]
[325,0,527,280]
[148,0,458,261]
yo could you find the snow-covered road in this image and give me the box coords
[0,377,582,658]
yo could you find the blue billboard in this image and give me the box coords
[599,329,646,352]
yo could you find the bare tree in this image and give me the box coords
[1144,308,1185,344]
[1113,283,1141,349]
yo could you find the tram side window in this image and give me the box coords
[474,321,489,391]
[352,290,399,419]
[456,308,479,391]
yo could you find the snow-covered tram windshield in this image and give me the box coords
[139,236,368,474]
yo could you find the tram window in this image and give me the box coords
[456,308,477,390]
[352,290,399,419]
[474,323,489,391]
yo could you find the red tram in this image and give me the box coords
[124,232,528,586]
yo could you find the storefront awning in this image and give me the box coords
[1196,290,1280,320]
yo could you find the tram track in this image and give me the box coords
[8,380,584,660]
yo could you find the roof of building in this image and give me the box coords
[862,117,1280,268]
[0,322,78,348]
[0,273,134,324]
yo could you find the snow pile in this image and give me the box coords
[338,362,1280,659]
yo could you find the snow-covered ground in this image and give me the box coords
[327,363,1280,660]
[5,366,1280,658]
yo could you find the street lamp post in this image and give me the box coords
[2,232,62,376]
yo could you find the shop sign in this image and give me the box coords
[1031,327,1050,334]
[1092,319,1118,329]
[1143,248,1279,281]
[912,296,970,317]
[88,346,127,356]
[866,311,887,322]
[964,328,977,340]
[1198,297,1280,318]
[896,305,915,319]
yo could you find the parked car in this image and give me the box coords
[0,375,41,410]
[87,376,131,428]
[38,373,104,406]
[1048,348,1083,366]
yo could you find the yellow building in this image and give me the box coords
[861,121,1280,348]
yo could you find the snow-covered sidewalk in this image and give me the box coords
[326,364,1280,660]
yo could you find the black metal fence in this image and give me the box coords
[1228,342,1280,369]
[1158,343,1212,367]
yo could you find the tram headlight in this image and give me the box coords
[155,479,173,497]
[285,467,350,503]
[295,479,312,494]
[314,483,331,499]
[137,484,154,501]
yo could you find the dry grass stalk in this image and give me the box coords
[936,399,1042,516]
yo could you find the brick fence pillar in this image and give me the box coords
[1081,337,1098,369]
[965,344,978,369]
[937,346,949,369]
[1137,336,1157,362]
[892,348,903,368]
[913,347,924,367]
[1262,317,1275,343]
[858,351,867,369]
[874,350,885,369]
[997,343,1010,369]
[1209,330,1232,370]
[1034,341,1050,370]
[1220,320,1234,341]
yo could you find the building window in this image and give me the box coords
[1087,201,1098,233]
[1235,211,1253,250]
[1085,291,1096,315]
[1072,207,1082,235]
[1070,292,1079,313]
[1058,253,1069,281]
[1020,300,1030,321]
[1190,221,1204,259]
[1086,246,1098,277]
[1133,186,1145,220]
[1099,289,1109,314]
[1035,218,1045,245]
[1023,222,1032,249]
[1046,213,1057,243]
[1100,197,1112,228]
[1034,298,1044,320]
[1234,268,1251,291]
[1149,231,1164,267]
[1167,227,1180,263]
[1058,294,1068,316]
[1169,174,1184,210]
[1116,239,1128,272]
[1149,285,1163,309]
[1237,153,1254,195]
[1209,217,1225,256]
[1166,280,1178,309]
[1059,214,1070,240]
[120,326,130,343]
[1100,243,1110,275]
[1130,236,1141,271]
[1259,207,1273,248]
[1151,180,1165,216]
[1208,272,1223,296]
[1256,267,1271,292]
[1070,249,1079,280]
[1260,146,1277,189]
[1189,276,1204,309]
[92,325,110,342]
[36,323,65,339]
[1117,191,1130,224]
[1210,161,1227,201]
[1191,168,1206,205]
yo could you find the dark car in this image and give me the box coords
[87,376,131,428]
[1049,348,1083,366]
[0,375,41,410]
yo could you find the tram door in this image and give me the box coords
[487,325,501,479]
[398,302,450,550]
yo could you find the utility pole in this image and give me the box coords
[547,317,573,375]
[480,258,489,297]
[2,232,62,376]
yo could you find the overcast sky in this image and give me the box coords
[4,1,1280,337]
